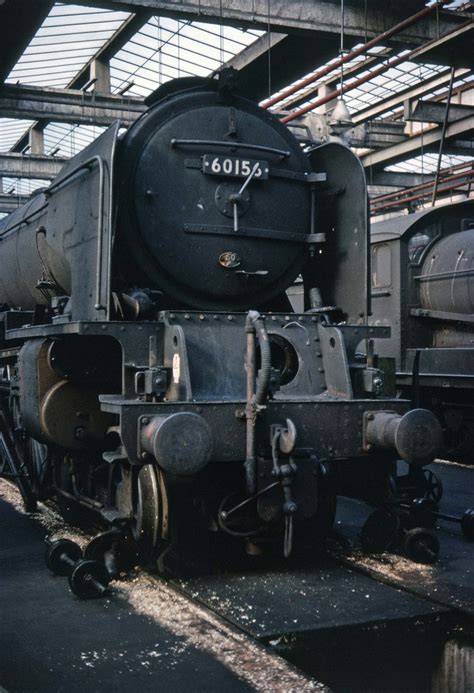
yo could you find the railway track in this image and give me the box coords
[1,458,472,691]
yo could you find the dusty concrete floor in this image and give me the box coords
[0,479,323,693]
[1,458,472,692]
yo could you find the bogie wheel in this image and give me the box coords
[132,463,168,561]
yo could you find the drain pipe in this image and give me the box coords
[245,310,271,494]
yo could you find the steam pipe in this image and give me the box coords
[262,0,450,111]
[244,310,271,494]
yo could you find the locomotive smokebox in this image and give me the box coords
[140,412,213,475]
[419,230,474,315]
[364,409,442,466]
[115,81,312,310]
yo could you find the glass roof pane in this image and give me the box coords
[6,4,130,89]
[0,118,35,152]
[110,17,262,97]
[1,3,131,153]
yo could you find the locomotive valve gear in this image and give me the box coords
[364,409,442,466]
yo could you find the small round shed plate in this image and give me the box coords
[219,251,241,269]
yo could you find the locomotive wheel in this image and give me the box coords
[132,463,168,559]
[403,528,439,564]
[361,509,400,553]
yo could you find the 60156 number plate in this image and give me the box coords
[202,154,269,180]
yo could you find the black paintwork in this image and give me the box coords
[0,76,439,568]
[370,199,474,462]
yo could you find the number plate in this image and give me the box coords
[202,154,269,180]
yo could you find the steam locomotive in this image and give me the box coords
[371,199,474,466]
[0,73,442,572]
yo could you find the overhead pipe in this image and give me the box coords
[262,0,451,111]
[371,162,474,205]
[281,19,471,124]
[371,170,474,213]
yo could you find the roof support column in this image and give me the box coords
[91,57,111,94]
[29,125,44,156]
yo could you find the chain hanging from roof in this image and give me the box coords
[330,0,354,132]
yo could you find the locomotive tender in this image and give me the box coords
[371,200,474,465]
[0,73,442,570]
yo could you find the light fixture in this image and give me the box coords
[329,0,354,133]
[329,97,353,129]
